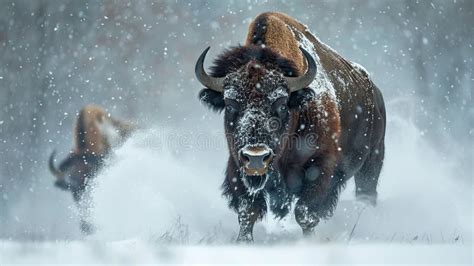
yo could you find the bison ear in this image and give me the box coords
[288,88,314,109]
[199,89,225,112]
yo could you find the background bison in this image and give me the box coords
[49,105,135,233]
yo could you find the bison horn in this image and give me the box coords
[195,46,224,92]
[286,47,317,92]
[49,150,65,180]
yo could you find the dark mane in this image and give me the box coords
[209,45,300,78]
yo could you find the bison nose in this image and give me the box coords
[239,145,274,175]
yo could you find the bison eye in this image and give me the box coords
[271,97,288,117]
[225,99,240,114]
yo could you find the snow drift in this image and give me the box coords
[86,110,471,245]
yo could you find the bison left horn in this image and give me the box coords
[286,47,317,92]
[195,46,225,93]
[49,150,65,180]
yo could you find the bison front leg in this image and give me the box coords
[294,162,336,236]
[295,199,320,235]
[236,193,266,242]
[72,189,95,235]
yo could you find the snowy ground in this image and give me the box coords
[0,113,472,264]
[1,240,471,264]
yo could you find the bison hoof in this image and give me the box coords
[80,221,95,235]
[356,194,377,206]
[236,234,254,243]
[302,227,316,237]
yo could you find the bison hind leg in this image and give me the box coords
[80,220,95,235]
[354,142,385,206]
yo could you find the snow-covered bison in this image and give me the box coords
[48,105,135,233]
[195,12,386,241]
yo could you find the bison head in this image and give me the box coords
[195,46,316,193]
[49,150,103,196]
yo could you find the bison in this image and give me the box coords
[48,105,135,233]
[195,12,386,242]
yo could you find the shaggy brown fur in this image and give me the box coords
[246,12,306,72]
[246,12,373,101]
[74,105,134,155]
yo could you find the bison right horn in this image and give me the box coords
[286,47,317,92]
[195,46,225,92]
